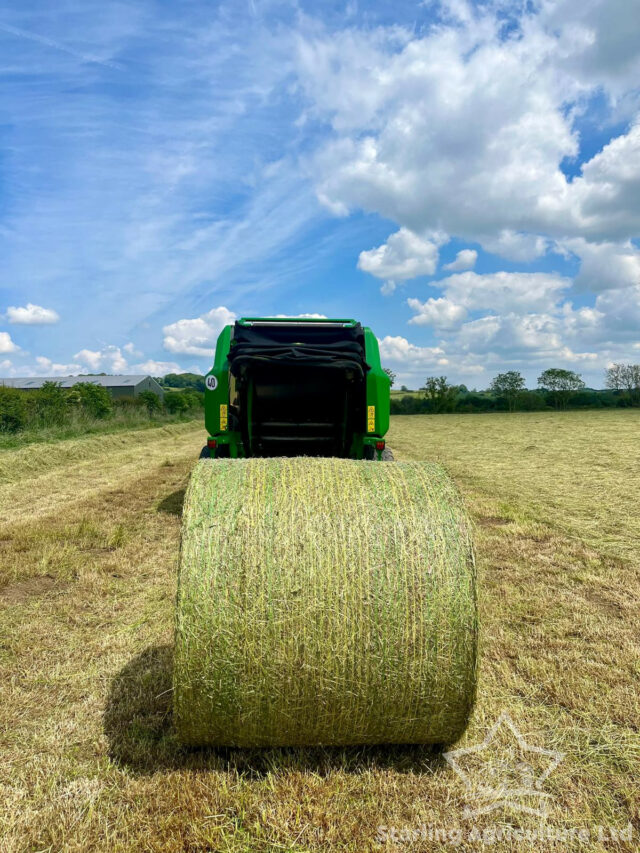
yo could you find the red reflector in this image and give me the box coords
[207,439,217,449]
[375,440,385,451]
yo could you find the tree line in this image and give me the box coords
[0,381,203,435]
[386,364,640,415]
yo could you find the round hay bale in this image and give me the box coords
[174,457,477,747]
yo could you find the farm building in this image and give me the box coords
[0,374,164,400]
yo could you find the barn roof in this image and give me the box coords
[0,375,155,390]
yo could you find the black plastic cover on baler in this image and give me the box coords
[227,322,369,378]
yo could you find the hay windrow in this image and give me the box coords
[174,457,477,747]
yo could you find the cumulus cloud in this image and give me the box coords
[407,297,468,330]
[540,0,640,92]
[358,229,444,293]
[297,5,640,266]
[443,249,477,272]
[163,306,236,356]
[461,304,602,360]
[480,231,549,263]
[378,335,447,367]
[400,268,618,376]
[563,239,640,290]
[377,333,488,384]
[593,285,640,335]
[290,2,640,377]
[275,313,328,319]
[0,332,19,354]
[542,123,640,241]
[73,345,128,372]
[6,303,59,324]
[408,272,570,330]
[35,356,82,375]
[302,19,579,244]
[131,359,183,375]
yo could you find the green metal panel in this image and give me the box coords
[204,324,230,436]
[363,327,391,437]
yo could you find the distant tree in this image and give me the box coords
[164,392,189,414]
[162,372,206,392]
[70,382,113,419]
[537,368,585,409]
[138,390,162,417]
[605,363,640,405]
[33,381,69,426]
[383,367,396,387]
[489,371,526,412]
[605,363,625,391]
[421,376,457,413]
[400,384,409,392]
[0,387,28,432]
[180,389,204,409]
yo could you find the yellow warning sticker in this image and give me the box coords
[367,405,375,432]
[219,404,228,431]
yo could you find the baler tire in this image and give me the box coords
[199,445,210,459]
[364,446,394,461]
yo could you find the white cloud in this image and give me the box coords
[378,335,447,366]
[35,356,82,375]
[0,332,19,354]
[0,359,12,371]
[131,359,182,375]
[408,272,570,332]
[303,19,581,246]
[543,123,640,241]
[407,297,467,330]
[298,7,640,262]
[594,285,640,335]
[163,306,236,356]
[451,312,600,366]
[457,307,603,363]
[443,249,477,272]
[275,313,328,319]
[443,271,570,314]
[378,333,490,385]
[539,0,640,93]
[291,3,640,380]
[73,345,128,372]
[563,239,640,290]
[480,231,549,263]
[5,303,59,324]
[73,349,102,370]
[403,270,617,377]
[123,342,142,356]
[358,229,444,293]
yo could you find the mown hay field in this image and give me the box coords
[0,410,638,851]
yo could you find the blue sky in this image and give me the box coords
[1,0,639,388]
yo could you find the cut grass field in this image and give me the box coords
[0,410,202,453]
[0,410,638,851]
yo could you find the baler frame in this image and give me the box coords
[203,317,390,460]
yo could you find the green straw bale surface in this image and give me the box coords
[174,457,476,747]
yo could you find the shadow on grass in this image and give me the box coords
[104,645,448,778]
[156,488,185,516]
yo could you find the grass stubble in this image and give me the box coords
[0,409,638,851]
